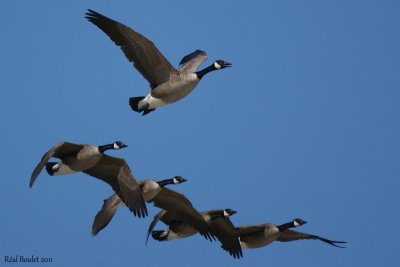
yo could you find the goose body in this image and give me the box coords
[149,209,197,241]
[30,141,147,218]
[85,10,231,115]
[137,72,200,111]
[30,141,127,186]
[236,219,346,249]
[237,223,283,249]
[148,209,243,259]
[91,177,185,236]
[91,177,214,241]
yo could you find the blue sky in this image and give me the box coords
[1,0,399,266]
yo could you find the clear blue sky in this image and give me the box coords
[1,1,399,266]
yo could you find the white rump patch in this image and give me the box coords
[53,162,61,170]
[166,230,180,240]
[142,94,163,109]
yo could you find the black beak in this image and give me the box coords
[231,210,237,215]
[121,144,128,148]
[181,178,188,183]
[224,62,232,68]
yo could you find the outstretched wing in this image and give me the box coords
[85,9,177,88]
[178,50,208,73]
[83,155,147,218]
[146,209,168,245]
[30,142,83,187]
[210,216,243,259]
[278,229,347,248]
[92,194,124,236]
[152,188,214,241]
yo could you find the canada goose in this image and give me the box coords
[235,218,346,249]
[91,176,186,236]
[148,209,243,259]
[30,141,147,218]
[92,177,214,241]
[85,9,232,115]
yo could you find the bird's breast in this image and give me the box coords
[151,73,200,104]
[141,180,162,202]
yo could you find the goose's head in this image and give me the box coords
[223,208,237,217]
[292,218,307,227]
[214,60,232,69]
[172,176,187,184]
[113,141,128,150]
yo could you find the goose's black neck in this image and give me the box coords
[98,144,114,153]
[157,178,174,187]
[195,64,217,79]
[277,222,294,232]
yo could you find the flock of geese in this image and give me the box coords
[29,9,346,259]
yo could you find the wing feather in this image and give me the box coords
[152,188,214,241]
[30,142,83,187]
[92,194,123,236]
[83,156,147,218]
[85,9,177,88]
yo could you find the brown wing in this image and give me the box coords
[85,9,177,89]
[152,188,214,241]
[177,50,208,73]
[236,225,266,235]
[235,225,268,245]
[145,209,168,245]
[92,194,124,236]
[278,229,346,248]
[30,142,83,187]
[83,155,147,218]
[209,216,243,259]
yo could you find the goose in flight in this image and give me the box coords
[30,141,147,218]
[85,9,231,115]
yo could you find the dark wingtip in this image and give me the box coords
[85,9,110,25]
[138,204,148,219]
[221,245,244,259]
[321,237,347,248]
[331,241,347,248]
[29,173,37,188]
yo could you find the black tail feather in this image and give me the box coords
[151,230,168,241]
[142,108,155,116]
[129,96,145,112]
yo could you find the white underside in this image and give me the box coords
[52,161,76,175]
[239,238,274,249]
[165,229,180,240]
[139,94,164,110]
[138,74,200,109]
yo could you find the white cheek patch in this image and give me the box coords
[223,210,229,217]
[113,143,119,149]
[293,221,300,227]
[214,61,222,69]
